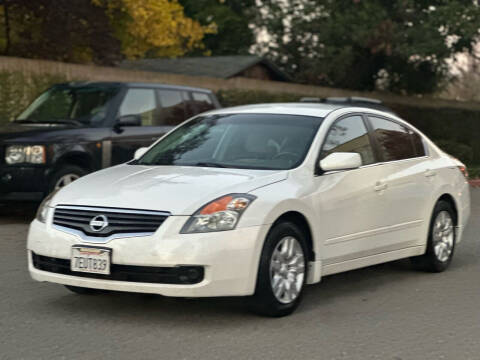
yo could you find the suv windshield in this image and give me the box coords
[137,113,322,170]
[16,85,120,125]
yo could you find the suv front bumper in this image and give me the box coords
[0,165,49,201]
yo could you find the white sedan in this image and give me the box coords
[28,103,470,316]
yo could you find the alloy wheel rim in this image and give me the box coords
[432,211,454,262]
[54,173,80,190]
[269,236,305,304]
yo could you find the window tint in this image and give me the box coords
[18,85,118,124]
[158,89,186,125]
[192,92,215,114]
[321,115,375,165]
[369,116,417,161]
[119,89,158,126]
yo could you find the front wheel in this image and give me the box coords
[249,222,308,317]
[48,165,87,194]
[411,200,456,272]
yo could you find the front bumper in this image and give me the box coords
[0,165,49,201]
[27,216,270,297]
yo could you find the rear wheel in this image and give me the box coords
[65,285,104,295]
[411,200,456,272]
[249,222,308,317]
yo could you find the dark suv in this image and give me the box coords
[0,82,221,201]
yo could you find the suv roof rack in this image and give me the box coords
[300,96,394,113]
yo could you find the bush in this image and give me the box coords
[434,140,474,164]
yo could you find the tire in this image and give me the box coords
[64,285,103,295]
[249,222,308,317]
[411,200,456,272]
[48,165,87,194]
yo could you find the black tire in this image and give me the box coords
[249,222,308,317]
[411,200,456,272]
[64,285,104,295]
[48,165,87,194]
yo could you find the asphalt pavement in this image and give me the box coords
[1,190,480,360]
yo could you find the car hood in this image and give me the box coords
[51,164,288,215]
[0,122,75,142]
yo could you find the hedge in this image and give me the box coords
[1,72,480,168]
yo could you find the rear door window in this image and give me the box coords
[192,92,215,114]
[368,116,417,161]
[158,89,186,125]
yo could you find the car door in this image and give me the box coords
[313,114,392,266]
[366,115,431,245]
[110,88,172,165]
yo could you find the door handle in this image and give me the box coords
[425,169,437,178]
[374,181,388,192]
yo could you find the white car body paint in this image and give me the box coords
[27,104,471,297]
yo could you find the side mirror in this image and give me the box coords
[320,152,362,172]
[134,147,148,160]
[117,114,141,127]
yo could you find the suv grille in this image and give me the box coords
[53,205,169,238]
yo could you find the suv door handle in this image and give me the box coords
[374,181,388,192]
[425,169,437,178]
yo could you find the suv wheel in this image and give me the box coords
[411,200,456,272]
[49,165,87,193]
[250,222,308,317]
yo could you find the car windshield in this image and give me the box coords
[15,85,120,125]
[137,113,323,170]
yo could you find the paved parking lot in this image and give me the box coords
[1,190,480,360]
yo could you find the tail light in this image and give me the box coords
[458,165,469,179]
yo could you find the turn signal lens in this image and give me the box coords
[181,194,256,233]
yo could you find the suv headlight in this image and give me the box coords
[36,190,57,223]
[5,145,46,164]
[181,194,256,233]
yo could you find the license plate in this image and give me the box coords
[71,246,111,275]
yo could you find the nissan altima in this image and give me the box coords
[27,103,470,316]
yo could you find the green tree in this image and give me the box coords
[0,0,213,64]
[180,0,255,55]
[255,0,480,94]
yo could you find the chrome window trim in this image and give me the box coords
[55,205,171,217]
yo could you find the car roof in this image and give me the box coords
[203,102,394,119]
[57,81,213,94]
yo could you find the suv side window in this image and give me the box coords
[368,116,418,161]
[158,89,186,125]
[119,88,159,126]
[192,92,215,113]
[321,115,375,166]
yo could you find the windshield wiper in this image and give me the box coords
[191,162,228,168]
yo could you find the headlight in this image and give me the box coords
[5,145,46,164]
[181,194,256,233]
[36,190,57,223]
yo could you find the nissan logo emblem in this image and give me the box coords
[89,215,109,232]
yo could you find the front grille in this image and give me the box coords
[53,205,169,237]
[32,253,204,285]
